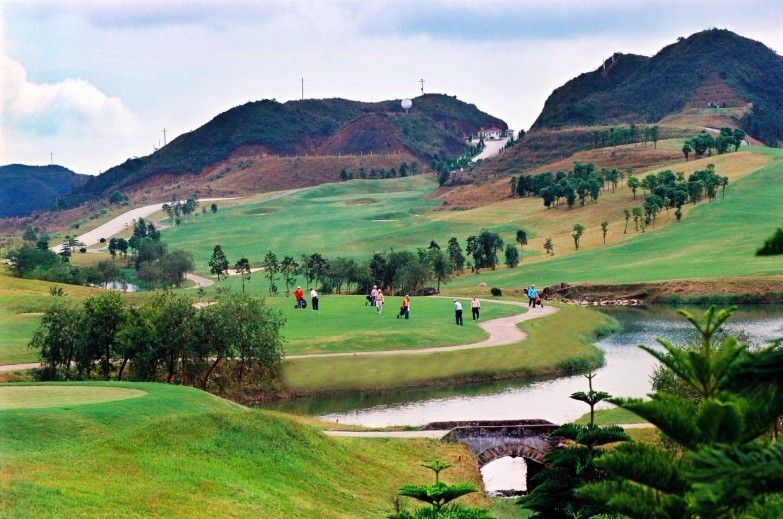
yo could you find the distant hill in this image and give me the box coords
[532,29,783,140]
[472,29,783,181]
[62,94,506,206]
[0,164,87,217]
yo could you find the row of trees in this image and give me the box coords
[208,230,526,298]
[522,306,783,517]
[683,127,745,160]
[593,124,659,149]
[338,161,420,181]
[510,162,624,208]
[31,291,284,393]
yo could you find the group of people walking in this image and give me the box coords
[368,285,410,319]
[294,286,319,311]
[296,282,541,326]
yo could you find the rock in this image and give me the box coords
[478,282,487,287]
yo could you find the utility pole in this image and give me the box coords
[301,77,304,100]
[420,78,425,95]
[50,152,53,165]
[163,128,167,146]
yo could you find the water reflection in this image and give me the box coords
[265,305,783,427]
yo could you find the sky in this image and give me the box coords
[2,0,783,174]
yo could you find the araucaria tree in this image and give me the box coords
[520,372,630,518]
[600,221,608,244]
[579,306,783,518]
[390,460,492,519]
[571,224,584,250]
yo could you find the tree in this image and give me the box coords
[108,189,127,205]
[280,256,300,296]
[520,372,630,518]
[304,253,328,290]
[580,306,783,518]
[23,225,37,243]
[571,223,584,250]
[627,175,640,199]
[515,229,528,260]
[632,206,642,231]
[732,128,746,151]
[466,229,504,270]
[29,302,82,380]
[682,142,692,161]
[159,249,194,287]
[504,243,520,268]
[757,225,783,255]
[429,248,453,293]
[446,237,465,271]
[391,460,491,519]
[234,257,252,295]
[263,250,279,296]
[209,245,230,287]
[623,208,631,234]
[80,291,128,380]
[544,238,554,255]
[600,221,608,244]
[210,202,218,213]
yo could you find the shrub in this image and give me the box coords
[490,287,501,297]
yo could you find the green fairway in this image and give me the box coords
[281,303,606,394]
[0,382,488,517]
[0,385,147,409]
[268,295,521,354]
[447,147,783,290]
[162,175,521,273]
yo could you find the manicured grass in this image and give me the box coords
[574,407,646,425]
[269,295,521,354]
[281,303,606,394]
[0,385,147,409]
[0,382,489,517]
[447,147,783,290]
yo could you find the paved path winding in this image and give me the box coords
[0,300,557,371]
[284,301,557,359]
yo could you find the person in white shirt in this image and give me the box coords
[454,299,463,325]
[375,289,384,314]
[310,287,319,311]
[471,296,480,320]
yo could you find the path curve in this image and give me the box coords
[284,301,558,359]
[0,301,557,371]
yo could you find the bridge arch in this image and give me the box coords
[475,442,549,468]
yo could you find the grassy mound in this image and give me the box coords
[0,385,146,410]
[0,382,486,517]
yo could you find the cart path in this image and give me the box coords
[0,301,556,371]
[284,301,558,359]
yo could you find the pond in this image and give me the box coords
[265,305,783,491]
[270,305,783,427]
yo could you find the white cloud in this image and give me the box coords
[0,55,140,172]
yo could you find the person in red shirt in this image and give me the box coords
[294,286,304,308]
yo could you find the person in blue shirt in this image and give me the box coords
[527,285,538,307]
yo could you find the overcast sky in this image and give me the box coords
[2,0,782,174]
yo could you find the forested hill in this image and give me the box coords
[531,29,783,145]
[0,164,87,217]
[62,94,506,207]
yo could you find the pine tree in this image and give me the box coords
[579,306,783,518]
[519,372,630,518]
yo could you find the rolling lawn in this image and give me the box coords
[0,382,488,517]
[281,303,606,394]
[269,295,521,354]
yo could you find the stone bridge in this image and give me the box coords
[423,419,560,485]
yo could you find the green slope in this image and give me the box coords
[0,382,484,517]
